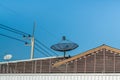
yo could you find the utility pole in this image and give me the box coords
[30,22,36,59]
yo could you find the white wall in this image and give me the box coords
[0,73,120,80]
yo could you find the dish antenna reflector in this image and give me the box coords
[4,54,12,61]
[51,36,79,57]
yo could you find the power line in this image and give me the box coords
[0,26,25,36]
[0,2,60,41]
[35,47,49,57]
[0,24,30,36]
[0,3,18,15]
[0,24,59,58]
[35,39,59,56]
[0,33,26,43]
[40,26,59,40]
[35,43,52,56]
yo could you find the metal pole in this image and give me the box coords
[114,53,116,73]
[30,37,35,59]
[49,59,51,73]
[74,59,77,73]
[65,63,68,73]
[31,61,34,73]
[94,52,96,73]
[23,62,26,73]
[40,60,42,73]
[64,51,66,58]
[103,49,106,73]
[7,61,9,73]
[15,62,17,73]
[34,60,37,73]
[84,56,86,73]
[30,22,36,59]
[0,64,1,73]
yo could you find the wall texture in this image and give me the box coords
[0,74,120,80]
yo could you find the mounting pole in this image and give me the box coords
[63,36,66,58]
[64,51,66,58]
[30,22,36,59]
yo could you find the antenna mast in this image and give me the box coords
[30,22,36,59]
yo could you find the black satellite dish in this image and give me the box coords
[51,36,79,58]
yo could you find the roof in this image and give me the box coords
[53,44,120,67]
[0,56,63,64]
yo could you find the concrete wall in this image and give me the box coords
[0,73,120,80]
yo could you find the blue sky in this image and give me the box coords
[0,0,120,61]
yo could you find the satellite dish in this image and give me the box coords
[4,54,12,61]
[51,36,79,57]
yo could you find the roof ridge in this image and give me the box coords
[53,44,120,67]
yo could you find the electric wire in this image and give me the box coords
[35,43,52,56]
[0,24,56,57]
[0,26,25,36]
[0,2,60,41]
[35,39,59,56]
[40,26,60,40]
[35,47,49,57]
[0,24,30,36]
[0,33,26,43]
[0,33,51,57]
[0,3,18,15]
